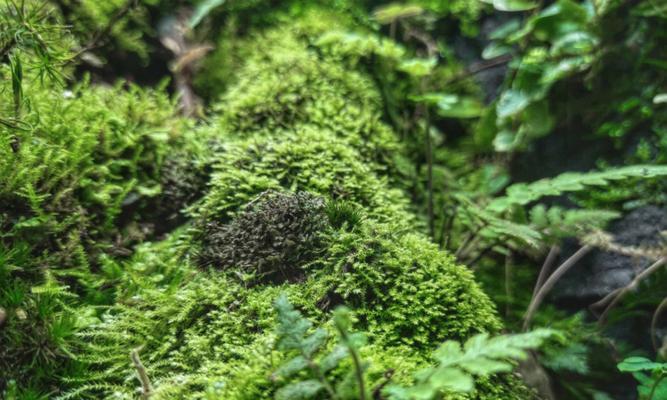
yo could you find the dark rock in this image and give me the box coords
[554,205,667,304]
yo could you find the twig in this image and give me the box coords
[424,105,434,239]
[523,245,593,330]
[371,369,394,400]
[438,204,457,249]
[505,252,514,318]
[532,245,561,300]
[594,257,666,326]
[444,54,513,85]
[651,297,667,353]
[130,348,153,399]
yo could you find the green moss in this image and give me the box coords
[57,14,525,400]
[318,223,501,348]
[0,76,211,395]
[194,127,414,229]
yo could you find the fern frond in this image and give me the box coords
[384,329,557,399]
[488,165,667,213]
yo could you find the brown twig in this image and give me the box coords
[651,297,667,353]
[130,348,153,399]
[444,54,513,86]
[532,245,561,300]
[523,245,593,330]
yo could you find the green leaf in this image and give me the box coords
[482,0,539,12]
[399,58,437,77]
[496,89,532,118]
[275,379,325,400]
[373,4,423,24]
[273,356,309,379]
[654,93,667,104]
[190,0,226,28]
[430,367,474,392]
[617,357,666,373]
[488,165,667,213]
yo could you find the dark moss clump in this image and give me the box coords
[142,151,214,235]
[195,191,328,282]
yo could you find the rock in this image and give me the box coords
[554,205,667,304]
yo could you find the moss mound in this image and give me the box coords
[58,17,530,400]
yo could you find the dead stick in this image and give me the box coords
[131,348,153,399]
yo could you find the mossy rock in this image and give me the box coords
[58,18,531,400]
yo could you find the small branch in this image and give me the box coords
[505,252,514,318]
[371,369,394,400]
[651,297,667,353]
[523,245,593,330]
[438,204,457,249]
[444,54,513,86]
[594,257,666,326]
[424,105,434,239]
[130,348,153,400]
[532,245,561,300]
[648,373,666,400]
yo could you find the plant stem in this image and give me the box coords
[651,297,667,352]
[648,373,665,400]
[532,245,560,300]
[424,104,434,239]
[523,245,593,330]
[595,257,666,326]
[130,348,153,399]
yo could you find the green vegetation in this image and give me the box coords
[1,0,666,399]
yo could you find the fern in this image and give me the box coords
[384,329,557,399]
[488,165,667,213]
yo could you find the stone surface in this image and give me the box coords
[554,205,667,303]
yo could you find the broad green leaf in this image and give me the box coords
[654,93,667,104]
[399,58,437,77]
[482,0,538,12]
[373,4,423,24]
[496,89,531,118]
[617,357,665,372]
[275,379,325,400]
[273,356,309,379]
[430,367,474,392]
[414,94,485,118]
[482,42,513,60]
[190,0,226,28]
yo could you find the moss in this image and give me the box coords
[194,127,414,229]
[318,223,502,348]
[58,15,527,400]
[0,76,211,394]
[195,191,329,282]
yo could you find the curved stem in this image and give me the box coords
[597,257,666,326]
[648,373,665,400]
[523,245,593,330]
